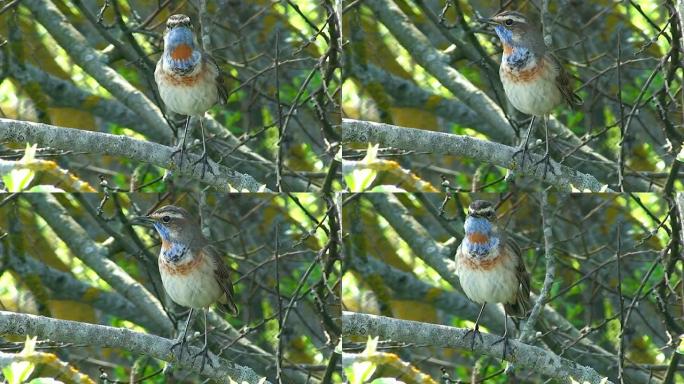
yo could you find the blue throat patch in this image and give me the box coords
[153,223,188,262]
[163,242,189,263]
[506,47,531,70]
[494,25,532,70]
[153,222,171,242]
[463,216,500,257]
[494,25,513,45]
[163,27,201,74]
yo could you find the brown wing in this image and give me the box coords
[504,238,531,318]
[549,53,583,108]
[205,245,239,316]
[205,54,228,105]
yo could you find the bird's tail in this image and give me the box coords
[505,293,531,318]
[218,297,239,316]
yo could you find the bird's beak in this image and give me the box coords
[477,16,499,27]
[130,216,155,226]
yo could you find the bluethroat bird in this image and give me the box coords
[155,14,227,178]
[455,200,530,358]
[133,205,238,371]
[482,11,582,178]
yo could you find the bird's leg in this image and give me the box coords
[170,308,194,362]
[191,117,215,179]
[463,302,486,350]
[171,116,192,169]
[511,116,536,172]
[491,308,512,361]
[191,308,215,372]
[532,115,557,179]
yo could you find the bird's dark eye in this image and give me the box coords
[162,216,171,223]
[505,19,514,26]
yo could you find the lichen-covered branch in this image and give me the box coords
[342,311,613,384]
[0,118,269,192]
[520,191,557,342]
[24,194,174,334]
[349,254,507,333]
[363,0,512,137]
[343,119,612,192]
[0,311,269,383]
[22,0,170,141]
[3,250,156,330]
[3,56,169,143]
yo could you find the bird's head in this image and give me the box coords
[463,200,500,257]
[481,11,544,52]
[163,14,201,74]
[132,205,198,245]
[467,200,496,221]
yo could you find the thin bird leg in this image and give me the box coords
[511,115,536,172]
[532,115,557,179]
[191,117,215,179]
[171,116,192,169]
[191,308,215,372]
[463,302,486,350]
[170,308,194,362]
[491,308,512,361]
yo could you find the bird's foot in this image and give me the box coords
[171,143,190,169]
[170,335,189,362]
[491,333,512,361]
[511,145,534,174]
[192,150,216,179]
[463,324,483,350]
[191,342,215,373]
[532,151,557,180]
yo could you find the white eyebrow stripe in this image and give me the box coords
[508,15,527,23]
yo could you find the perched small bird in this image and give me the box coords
[155,14,226,177]
[134,205,238,371]
[483,11,582,177]
[455,200,530,358]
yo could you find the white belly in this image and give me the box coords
[501,64,561,116]
[159,254,224,309]
[457,248,519,305]
[155,60,218,116]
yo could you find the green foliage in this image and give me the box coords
[2,337,36,384]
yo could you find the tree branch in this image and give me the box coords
[343,119,612,192]
[21,0,170,142]
[0,311,269,383]
[342,311,613,384]
[520,191,557,342]
[0,118,270,192]
[361,0,655,191]
[3,248,157,330]
[24,193,174,334]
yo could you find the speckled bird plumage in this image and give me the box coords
[456,200,530,317]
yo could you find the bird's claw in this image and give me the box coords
[191,344,215,373]
[511,145,534,173]
[192,151,216,179]
[491,334,512,361]
[171,144,190,169]
[463,325,483,350]
[170,335,189,362]
[533,152,557,180]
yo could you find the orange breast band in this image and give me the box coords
[468,232,488,244]
[171,44,193,60]
[160,240,171,251]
